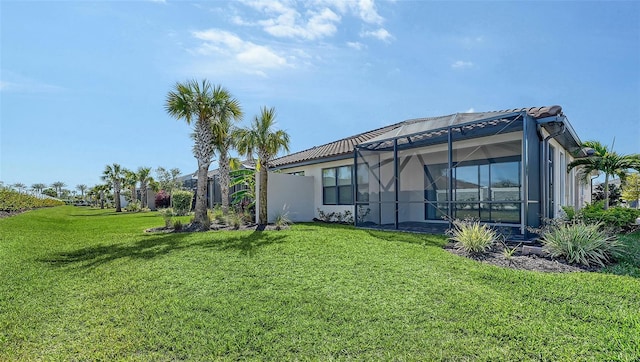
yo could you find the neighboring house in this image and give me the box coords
[181,161,253,209]
[267,106,590,238]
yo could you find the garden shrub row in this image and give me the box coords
[0,189,65,212]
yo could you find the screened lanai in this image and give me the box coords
[354,109,553,237]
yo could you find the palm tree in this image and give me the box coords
[136,167,154,209]
[76,184,88,200]
[165,79,241,227]
[211,94,243,215]
[102,163,125,212]
[568,140,640,210]
[236,106,290,225]
[123,169,138,204]
[12,183,26,193]
[31,183,46,196]
[51,181,66,198]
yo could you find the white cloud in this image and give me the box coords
[360,28,393,42]
[346,41,365,50]
[465,107,475,113]
[234,0,391,41]
[451,60,474,69]
[191,29,289,73]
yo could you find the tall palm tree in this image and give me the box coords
[31,183,46,196]
[211,95,243,215]
[568,140,640,210]
[102,163,125,212]
[235,106,290,225]
[51,181,66,198]
[166,79,241,227]
[12,183,26,193]
[76,184,88,200]
[137,167,154,209]
[123,169,138,204]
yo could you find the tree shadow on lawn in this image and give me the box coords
[197,227,288,257]
[40,229,288,269]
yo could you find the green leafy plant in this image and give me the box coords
[158,208,175,228]
[0,189,64,211]
[227,212,243,230]
[172,218,183,231]
[171,190,194,216]
[500,241,521,266]
[539,221,623,267]
[578,202,640,232]
[561,206,576,221]
[209,205,226,225]
[125,200,142,212]
[447,219,498,254]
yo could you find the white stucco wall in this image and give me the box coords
[256,171,315,223]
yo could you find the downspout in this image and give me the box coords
[537,122,566,219]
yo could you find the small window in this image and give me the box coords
[322,166,353,205]
[290,171,305,176]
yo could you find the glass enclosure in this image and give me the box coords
[355,113,526,233]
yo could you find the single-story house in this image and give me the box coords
[181,161,253,209]
[265,105,590,238]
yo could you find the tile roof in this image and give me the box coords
[271,121,405,167]
[271,106,564,168]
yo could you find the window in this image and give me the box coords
[425,157,522,223]
[289,171,305,176]
[323,166,353,205]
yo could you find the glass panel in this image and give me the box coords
[338,185,353,204]
[455,165,479,203]
[323,187,337,205]
[491,203,520,223]
[337,166,352,186]
[323,168,336,186]
[357,164,369,185]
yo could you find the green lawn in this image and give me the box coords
[1,206,639,361]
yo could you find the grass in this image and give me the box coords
[0,206,639,360]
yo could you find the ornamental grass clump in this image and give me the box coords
[540,221,623,268]
[448,219,498,254]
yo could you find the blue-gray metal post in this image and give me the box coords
[522,114,529,236]
[447,128,453,226]
[353,147,358,227]
[394,138,399,229]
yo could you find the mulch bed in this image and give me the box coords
[145,223,286,233]
[444,243,596,273]
[0,210,25,219]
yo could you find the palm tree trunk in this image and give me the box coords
[141,183,147,208]
[603,173,610,210]
[219,150,230,215]
[115,183,122,212]
[259,160,268,225]
[194,161,210,227]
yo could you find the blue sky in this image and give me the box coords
[1,0,639,190]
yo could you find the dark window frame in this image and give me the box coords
[322,166,354,205]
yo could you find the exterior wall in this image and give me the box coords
[546,135,586,215]
[278,159,356,219]
[255,172,315,223]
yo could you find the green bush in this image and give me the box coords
[226,212,243,230]
[158,208,174,228]
[210,205,226,225]
[171,190,193,216]
[274,212,292,230]
[447,219,498,254]
[540,221,623,267]
[0,190,64,212]
[125,200,141,212]
[578,202,640,231]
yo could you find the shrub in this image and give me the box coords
[227,212,243,230]
[274,212,292,230]
[158,208,174,228]
[125,200,141,212]
[155,190,171,209]
[561,206,576,221]
[210,205,226,225]
[172,219,183,231]
[578,203,640,232]
[447,219,498,254]
[540,221,623,267]
[0,189,64,212]
[171,190,193,216]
